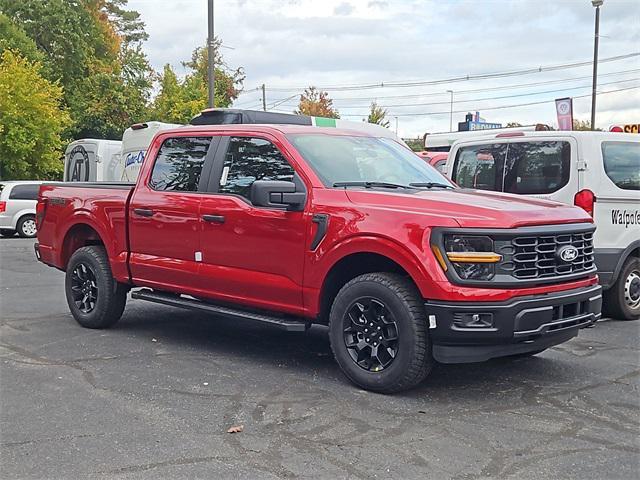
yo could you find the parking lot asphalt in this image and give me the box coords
[1,237,639,480]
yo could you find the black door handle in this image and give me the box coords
[133,208,154,217]
[202,214,225,224]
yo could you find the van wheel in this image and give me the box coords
[328,273,432,393]
[604,256,640,321]
[17,215,37,238]
[0,229,16,237]
[65,246,128,329]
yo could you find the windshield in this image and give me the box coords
[287,134,454,188]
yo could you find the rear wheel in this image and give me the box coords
[604,256,640,320]
[17,215,37,238]
[65,246,128,328]
[0,229,16,237]
[329,273,432,393]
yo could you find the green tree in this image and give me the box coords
[295,86,340,118]
[0,13,45,65]
[366,101,390,127]
[151,40,245,124]
[1,0,153,139]
[0,50,71,180]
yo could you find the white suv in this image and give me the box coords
[446,131,639,320]
[0,181,42,238]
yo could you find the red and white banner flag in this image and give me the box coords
[555,97,574,131]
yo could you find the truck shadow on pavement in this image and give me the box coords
[115,301,591,398]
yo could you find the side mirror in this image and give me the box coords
[250,180,306,210]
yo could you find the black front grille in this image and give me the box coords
[509,231,594,280]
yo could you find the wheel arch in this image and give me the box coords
[610,240,640,288]
[316,249,426,324]
[60,222,107,270]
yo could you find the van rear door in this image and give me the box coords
[450,136,579,203]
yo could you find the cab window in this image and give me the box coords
[602,141,639,190]
[219,137,295,200]
[149,137,212,192]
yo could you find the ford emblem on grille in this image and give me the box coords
[557,245,579,263]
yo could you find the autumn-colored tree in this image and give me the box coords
[295,87,340,118]
[151,40,245,124]
[367,101,390,127]
[0,50,71,180]
[1,0,154,139]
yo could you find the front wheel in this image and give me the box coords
[604,257,640,320]
[17,215,37,238]
[329,273,433,393]
[65,246,128,328]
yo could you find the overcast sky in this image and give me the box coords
[128,0,639,137]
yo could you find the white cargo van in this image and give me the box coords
[446,131,639,320]
[120,122,181,182]
[63,139,122,182]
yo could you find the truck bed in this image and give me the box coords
[36,182,135,283]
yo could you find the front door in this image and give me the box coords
[128,135,216,294]
[198,135,308,315]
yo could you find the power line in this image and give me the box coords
[337,85,639,117]
[244,52,639,93]
[275,78,639,110]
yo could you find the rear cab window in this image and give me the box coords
[602,141,639,190]
[453,144,506,191]
[149,137,212,192]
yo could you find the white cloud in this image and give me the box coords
[128,0,640,136]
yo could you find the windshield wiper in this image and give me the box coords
[408,182,454,189]
[333,181,411,189]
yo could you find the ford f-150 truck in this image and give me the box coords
[35,124,602,393]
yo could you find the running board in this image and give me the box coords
[131,288,310,332]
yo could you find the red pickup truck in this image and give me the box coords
[36,124,602,393]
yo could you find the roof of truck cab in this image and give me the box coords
[158,124,376,137]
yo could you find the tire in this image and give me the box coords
[16,215,37,238]
[329,272,432,393]
[604,256,640,321]
[65,245,128,329]
[0,229,16,237]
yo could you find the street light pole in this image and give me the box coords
[590,0,603,131]
[395,116,399,135]
[447,90,454,132]
[207,0,215,108]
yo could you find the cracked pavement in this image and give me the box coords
[1,238,639,479]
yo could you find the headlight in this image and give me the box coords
[443,235,501,281]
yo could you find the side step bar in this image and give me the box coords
[131,288,310,332]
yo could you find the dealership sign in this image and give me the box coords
[610,124,640,133]
[555,97,573,131]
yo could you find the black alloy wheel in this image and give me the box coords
[70,262,98,313]
[343,297,399,372]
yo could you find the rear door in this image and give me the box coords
[65,143,98,182]
[197,134,308,314]
[128,135,218,294]
[451,137,579,203]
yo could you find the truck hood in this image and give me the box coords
[345,188,592,228]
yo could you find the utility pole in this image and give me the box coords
[262,84,266,111]
[207,0,215,108]
[591,0,603,130]
[447,90,454,132]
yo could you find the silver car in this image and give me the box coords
[0,181,42,238]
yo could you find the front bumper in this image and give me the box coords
[426,284,602,363]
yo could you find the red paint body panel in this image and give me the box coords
[36,124,597,321]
